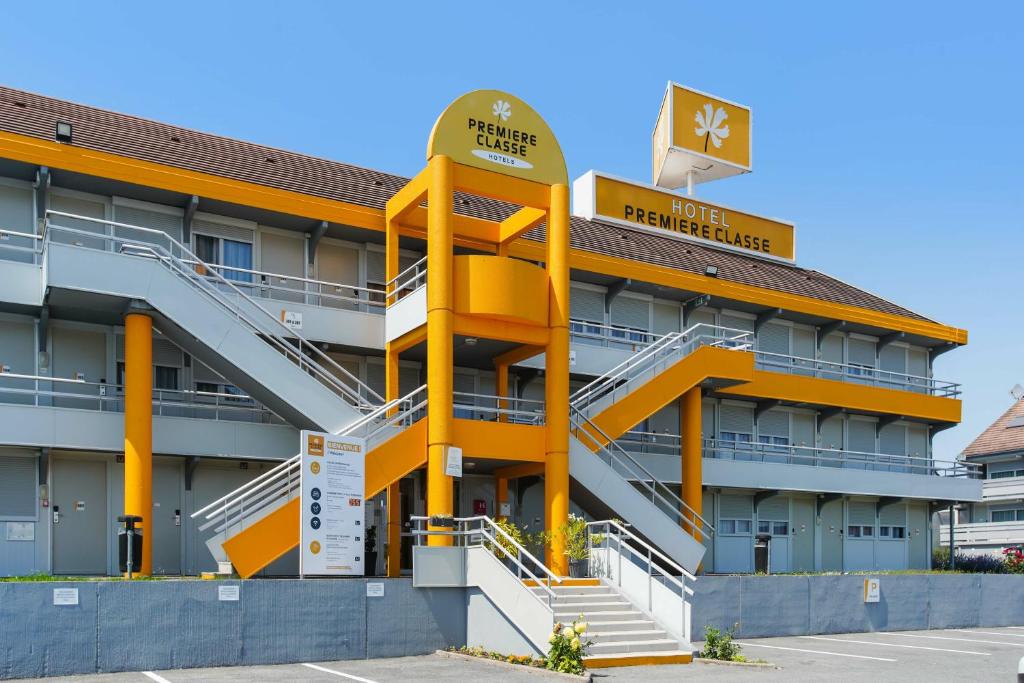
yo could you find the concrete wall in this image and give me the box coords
[0,578,465,680]
[691,574,1024,639]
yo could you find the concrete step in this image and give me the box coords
[531,585,617,597]
[586,619,661,633]
[588,629,668,644]
[554,609,643,622]
[588,638,683,655]
[549,593,624,605]
[552,600,630,614]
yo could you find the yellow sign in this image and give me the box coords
[427,90,567,186]
[652,82,752,188]
[574,172,795,261]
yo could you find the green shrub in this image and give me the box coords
[547,617,591,674]
[702,623,743,661]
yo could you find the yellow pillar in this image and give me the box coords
[124,312,153,576]
[426,155,454,545]
[496,477,509,520]
[385,344,402,576]
[544,183,571,575]
[680,387,703,542]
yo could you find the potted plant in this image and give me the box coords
[428,514,456,528]
[559,514,602,578]
[364,526,378,577]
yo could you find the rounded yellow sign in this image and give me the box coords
[427,90,567,186]
[310,461,321,475]
[309,541,321,554]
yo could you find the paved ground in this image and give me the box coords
[11,627,1024,682]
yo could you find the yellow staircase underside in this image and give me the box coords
[585,345,755,445]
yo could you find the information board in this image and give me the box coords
[300,430,366,576]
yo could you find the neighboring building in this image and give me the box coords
[939,397,1024,556]
[0,84,981,582]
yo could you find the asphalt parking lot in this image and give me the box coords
[11,627,1024,682]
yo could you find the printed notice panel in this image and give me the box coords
[300,430,366,576]
[578,172,795,261]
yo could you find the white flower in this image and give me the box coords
[575,622,587,634]
[548,633,557,644]
[571,637,580,650]
[694,103,730,153]
[561,626,574,638]
[492,100,511,121]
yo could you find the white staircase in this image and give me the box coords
[43,210,382,432]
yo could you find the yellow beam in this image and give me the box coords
[404,206,498,244]
[451,419,546,462]
[499,207,547,245]
[493,462,546,480]
[453,313,549,347]
[365,420,428,498]
[719,370,962,423]
[384,166,429,224]
[389,326,427,354]
[124,312,153,577]
[452,162,551,210]
[0,129,965,345]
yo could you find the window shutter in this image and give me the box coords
[720,314,754,332]
[191,217,252,243]
[906,426,928,458]
[848,502,875,526]
[720,404,754,434]
[848,419,876,452]
[570,287,605,323]
[820,334,844,363]
[0,455,36,518]
[792,328,815,359]
[849,338,876,366]
[879,346,906,373]
[153,338,182,367]
[878,424,906,455]
[365,362,386,397]
[0,184,33,232]
[609,296,650,331]
[113,204,183,242]
[758,410,789,438]
[880,504,906,526]
[757,496,789,521]
[652,303,680,334]
[366,249,385,284]
[758,323,790,355]
[719,494,752,520]
[192,361,222,385]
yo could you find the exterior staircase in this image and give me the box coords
[531,579,693,668]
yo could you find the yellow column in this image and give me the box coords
[426,155,454,545]
[680,387,703,542]
[124,312,153,576]
[545,183,570,575]
[385,345,402,576]
[496,477,509,520]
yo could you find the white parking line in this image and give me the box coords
[301,662,379,682]
[799,635,990,656]
[142,673,173,683]
[882,632,1024,647]
[950,629,1024,639]
[735,641,897,662]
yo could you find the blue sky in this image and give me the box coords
[3,2,1021,457]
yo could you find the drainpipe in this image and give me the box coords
[948,503,956,571]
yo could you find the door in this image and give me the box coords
[152,459,182,575]
[791,498,815,572]
[820,498,843,571]
[52,457,107,575]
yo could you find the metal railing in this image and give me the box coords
[702,438,981,478]
[587,519,695,643]
[570,406,714,541]
[0,227,43,264]
[0,372,283,423]
[43,211,384,412]
[570,323,753,415]
[191,385,427,537]
[569,319,668,351]
[753,350,960,398]
[410,514,561,607]
[180,259,384,312]
[384,256,427,308]
[452,391,545,424]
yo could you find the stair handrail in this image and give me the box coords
[587,519,694,643]
[570,405,715,539]
[191,385,427,525]
[569,323,753,413]
[43,211,384,410]
[411,514,562,605]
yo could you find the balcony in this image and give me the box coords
[979,476,1024,502]
[612,430,983,502]
[938,521,1024,552]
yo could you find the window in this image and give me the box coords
[993,509,1024,523]
[772,521,789,536]
[847,525,874,538]
[154,366,178,391]
[879,526,905,539]
[194,233,253,283]
[610,325,648,343]
[990,469,1024,479]
[720,519,752,535]
[847,525,860,538]
[195,382,218,395]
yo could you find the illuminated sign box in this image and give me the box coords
[573,171,795,262]
[653,82,752,188]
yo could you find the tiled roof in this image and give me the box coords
[962,399,1024,458]
[0,85,930,322]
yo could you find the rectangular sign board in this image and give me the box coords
[863,577,880,603]
[53,588,79,606]
[444,446,463,478]
[653,82,752,188]
[574,171,795,262]
[300,430,366,576]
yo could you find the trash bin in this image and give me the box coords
[117,515,144,574]
[754,533,771,574]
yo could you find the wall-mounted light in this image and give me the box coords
[705,265,719,278]
[55,121,73,143]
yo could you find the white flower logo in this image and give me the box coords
[694,103,730,153]
[492,99,511,121]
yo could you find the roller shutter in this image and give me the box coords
[366,249,385,284]
[757,496,789,521]
[792,328,815,359]
[880,504,906,526]
[191,217,252,243]
[399,366,421,396]
[906,426,928,458]
[653,302,680,334]
[687,309,716,328]
[758,323,790,355]
[819,416,843,449]
[702,398,715,436]
[0,184,33,232]
[570,287,604,323]
[758,409,789,438]
[113,203,183,242]
[820,334,844,364]
[879,345,907,374]
[792,413,815,448]
[0,455,36,518]
[610,296,650,331]
[365,362,386,397]
[720,314,754,333]
[848,338,876,367]
[720,494,752,520]
[848,502,875,526]
[720,404,754,435]
[878,424,906,456]
[848,419,876,453]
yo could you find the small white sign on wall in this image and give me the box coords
[218,585,240,602]
[366,582,385,597]
[281,310,303,331]
[863,577,880,603]
[6,522,34,541]
[53,588,79,606]
[444,446,463,478]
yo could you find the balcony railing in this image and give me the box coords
[453,391,545,425]
[753,350,960,398]
[938,521,1024,547]
[0,227,43,264]
[612,431,981,479]
[0,372,284,424]
[384,256,427,308]
[569,319,668,351]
